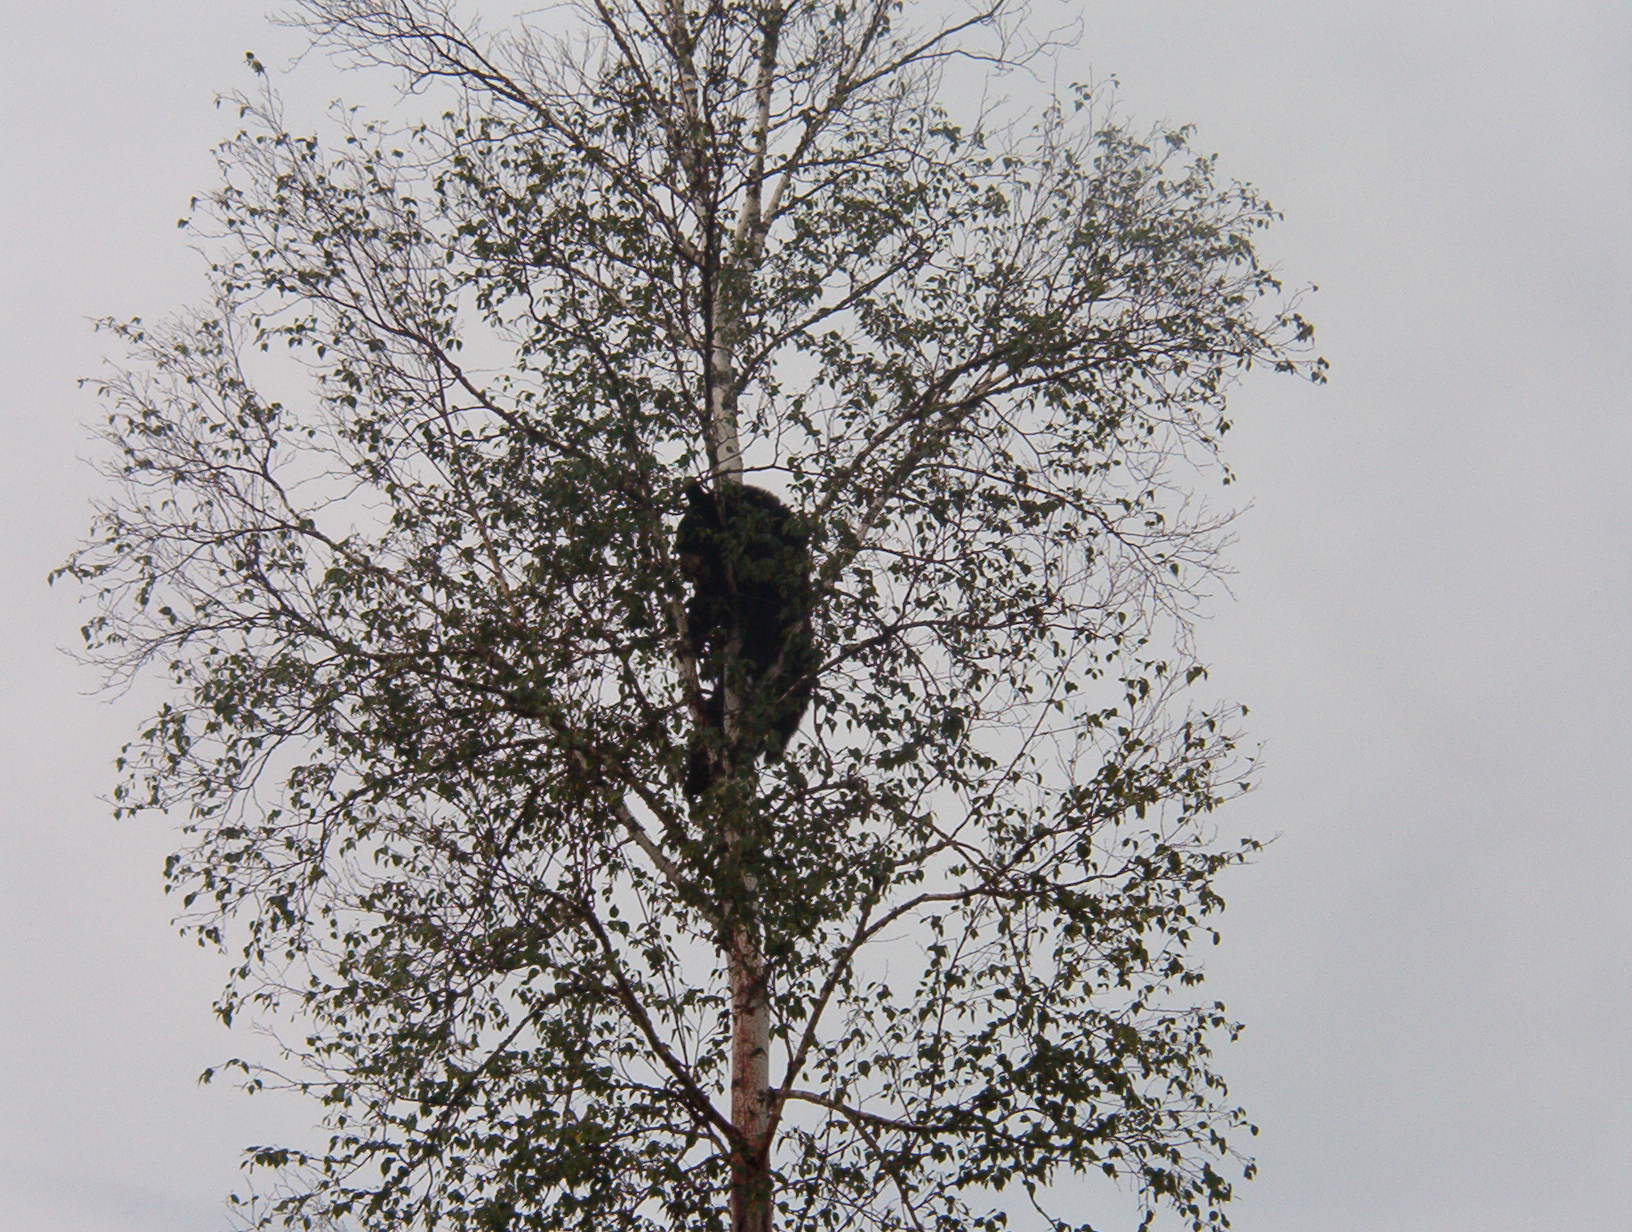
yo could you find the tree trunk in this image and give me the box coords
[708,332,744,481]
[706,299,769,1232]
[703,94,766,1219]
[729,919,773,1232]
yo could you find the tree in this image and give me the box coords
[61,2,1324,1229]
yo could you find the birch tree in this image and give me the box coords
[61,2,1324,1229]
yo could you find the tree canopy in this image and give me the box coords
[61,2,1324,1229]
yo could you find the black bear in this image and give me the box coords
[676,480,816,797]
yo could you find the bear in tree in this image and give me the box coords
[675,480,816,797]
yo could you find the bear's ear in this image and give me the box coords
[684,481,710,508]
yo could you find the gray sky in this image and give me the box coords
[3,2,1628,1230]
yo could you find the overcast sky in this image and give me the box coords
[3,2,1628,1230]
